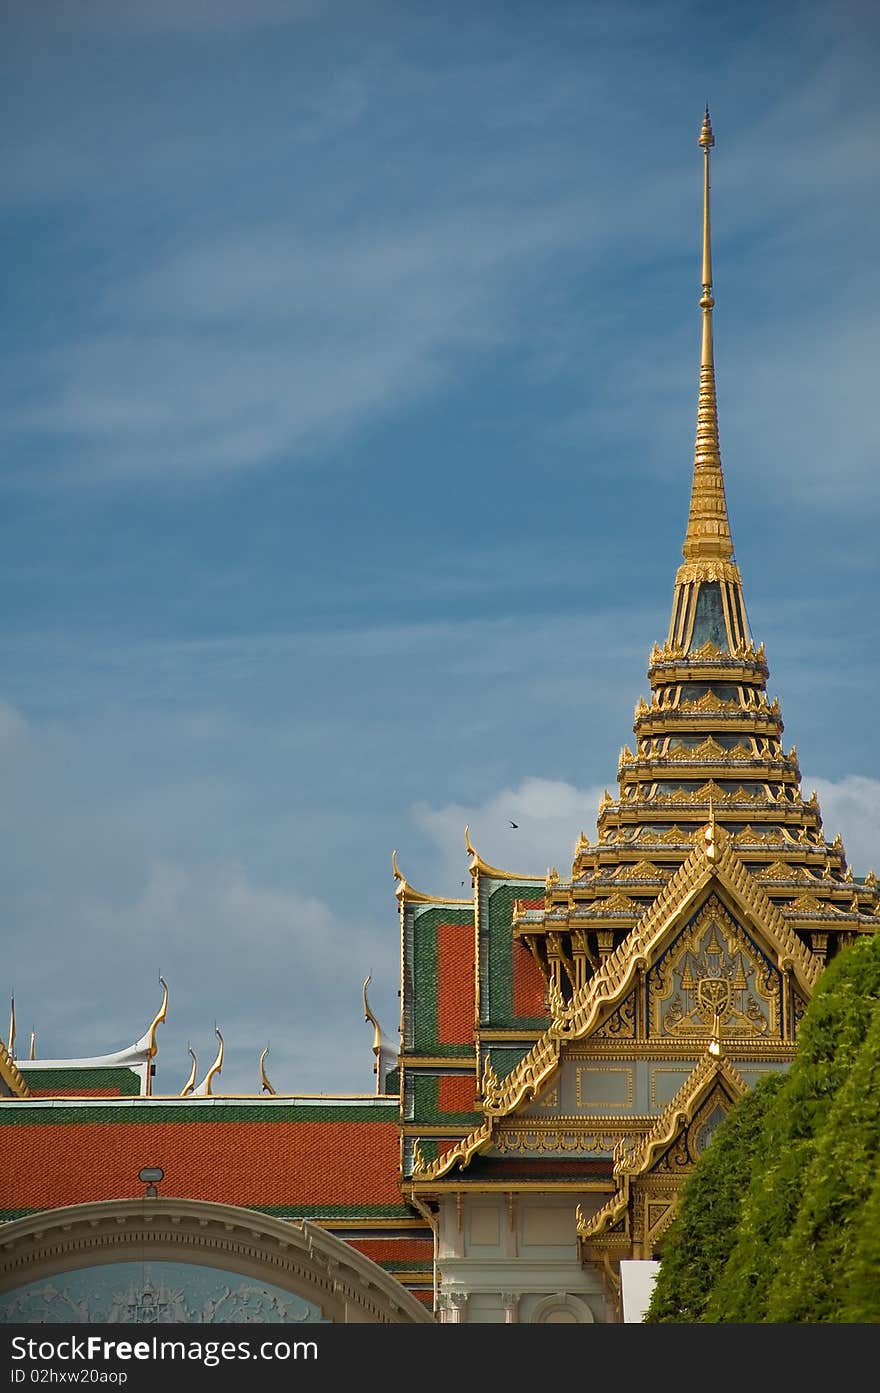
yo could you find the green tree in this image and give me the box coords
[765,991,880,1321]
[705,934,880,1322]
[644,1070,785,1323]
[838,1154,880,1322]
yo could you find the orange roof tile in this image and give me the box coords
[2,1116,402,1212]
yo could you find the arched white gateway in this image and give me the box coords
[0,1199,434,1325]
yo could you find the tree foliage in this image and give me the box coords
[645,933,880,1322]
[839,1154,880,1322]
[644,1071,784,1322]
[764,996,880,1321]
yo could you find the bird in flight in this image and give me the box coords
[509,820,519,828]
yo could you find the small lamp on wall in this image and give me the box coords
[138,1166,164,1198]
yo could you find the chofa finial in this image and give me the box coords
[260,1044,276,1095]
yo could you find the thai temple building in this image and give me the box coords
[1,112,878,1325]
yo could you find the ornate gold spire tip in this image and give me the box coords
[680,103,734,568]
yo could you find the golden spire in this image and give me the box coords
[682,106,734,566]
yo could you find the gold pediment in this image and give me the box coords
[615,859,664,880]
[757,860,800,880]
[667,736,728,761]
[578,1052,748,1247]
[731,824,757,843]
[650,639,765,667]
[648,896,778,1040]
[731,825,775,846]
[410,834,821,1184]
[790,894,842,915]
[729,742,756,759]
[679,691,740,713]
[639,826,689,845]
[646,1201,677,1242]
[599,892,640,912]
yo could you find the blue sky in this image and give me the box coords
[2,0,878,1094]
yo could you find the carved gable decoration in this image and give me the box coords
[650,1080,735,1173]
[791,893,842,915]
[757,860,800,881]
[590,891,640,914]
[645,1200,677,1245]
[647,894,780,1041]
[592,994,636,1040]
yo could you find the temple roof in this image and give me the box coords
[0,1094,407,1221]
[493,114,880,991]
[408,821,820,1186]
[576,1045,749,1245]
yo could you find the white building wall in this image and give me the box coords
[436,1191,611,1323]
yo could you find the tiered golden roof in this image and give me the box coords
[513,109,880,1000]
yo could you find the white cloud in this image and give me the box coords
[15,857,391,1096]
[413,777,609,892]
[805,775,880,876]
[413,770,880,893]
[1,194,596,483]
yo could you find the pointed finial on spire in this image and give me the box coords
[681,106,734,565]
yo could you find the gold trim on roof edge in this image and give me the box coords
[0,1036,30,1098]
[464,826,543,882]
[674,560,741,585]
[576,1049,748,1242]
[392,849,471,905]
[408,825,821,1180]
[409,1121,494,1182]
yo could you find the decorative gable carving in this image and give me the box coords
[407,829,819,1183]
[647,895,779,1041]
[576,1051,749,1258]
